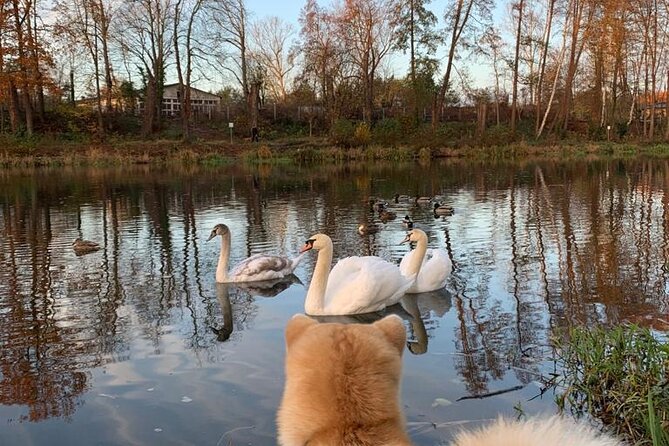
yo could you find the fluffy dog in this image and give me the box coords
[277,314,411,446]
[452,415,623,446]
[277,314,624,446]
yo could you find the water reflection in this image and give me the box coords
[404,291,453,355]
[310,292,453,356]
[1,159,669,444]
[211,277,304,342]
[211,284,234,342]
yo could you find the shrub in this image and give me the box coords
[330,118,355,146]
[373,118,403,145]
[353,122,371,147]
[480,125,516,146]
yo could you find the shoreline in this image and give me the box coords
[2,138,669,167]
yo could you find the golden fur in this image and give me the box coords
[277,314,624,446]
[277,314,411,446]
[452,416,624,446]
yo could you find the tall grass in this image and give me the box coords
[554,325,669,445]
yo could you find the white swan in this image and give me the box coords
[208,223,304,283]
[399,228,452,293]
[300,233,416,315]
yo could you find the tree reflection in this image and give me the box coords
[2,159,669,424]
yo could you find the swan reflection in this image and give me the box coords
[231,274,303,298]
[309,289,453,355]
[211,276,303,342]
[403,289,452,354]
[211,283,234,342]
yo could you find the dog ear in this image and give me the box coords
[285,314,317,349]
[373,315,406,355]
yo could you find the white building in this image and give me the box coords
[139,83,222,118]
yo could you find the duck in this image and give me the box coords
[379,209,396,222]
[299,233,416,315]
[402,215,414,229]
[399,228,452,293]
[207,223,304,283]
[415,195,431,204]
[394,194,411,204]
[433,202,454,216]
[72,238,101,255]
[358,223,380,235]
[367,198,388,212]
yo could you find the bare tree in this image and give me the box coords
[480,27,505,126]
[173,0,204,141]
[338,0,398,124]
[511,0,524,133]
[207,0,252,117]
[53,0,116,134]
[117,0,173,136]
[298,0,350,124]
[535,0,556,135]
[250,16,296,103]
[553,0,594,133]
[432,0,493,128]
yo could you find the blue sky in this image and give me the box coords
[246,0,304,26]
[214,0,507,93]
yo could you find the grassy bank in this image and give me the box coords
[4,134,669,167]
[554,325,669,445]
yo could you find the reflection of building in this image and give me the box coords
[137,83,222,118]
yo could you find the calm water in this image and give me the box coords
[1,159,668,445]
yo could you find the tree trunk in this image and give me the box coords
[511,0,524,133]
[142,75,157,137]
[432,0,471,129]
[535,0,555,134]
[8,81,20,133]
[70,70,75,105]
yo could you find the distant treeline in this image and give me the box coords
[0,0,667,144]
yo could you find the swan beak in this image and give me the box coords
[299,239,315,253]
[400,234,411,245]
[206,231,217,241]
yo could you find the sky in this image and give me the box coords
[245,0,304,27]
[207,0,508,94]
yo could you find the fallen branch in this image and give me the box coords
[456,385,525,401]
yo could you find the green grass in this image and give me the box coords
[6,135,669,168]
[554,325,669,445]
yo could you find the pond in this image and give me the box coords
[1,158,668,445]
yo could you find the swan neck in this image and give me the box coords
[406,234,428,276]
[216,232,231,283]
[305,240,333,314]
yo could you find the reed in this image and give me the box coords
[554,325,669,445]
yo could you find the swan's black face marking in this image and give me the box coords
[300,239,315,253]
[207,223,230,241]
[207,230,217,241]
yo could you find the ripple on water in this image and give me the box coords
[1,160,668,445]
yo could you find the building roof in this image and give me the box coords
[163,83,221,99]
